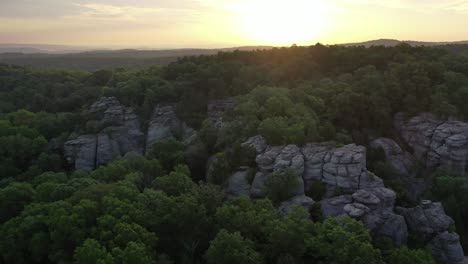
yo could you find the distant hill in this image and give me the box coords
[341,38,468,47]
[0,43,91,54]
[2,39,468,71]
[0,46,273,71]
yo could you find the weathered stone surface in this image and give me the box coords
[64,135,97,171]
[304,143,383,190]
[370,138,416,176]
[396,200,454,240]
[250,144,306,198]
[146,105,196,151]
[364,210,408,246]
[344,203,370,218]
[250,172,269,198]
[64,97,144,170]
[370,137,427,201]
[279,195,315,214]
[321,187,407,246]
[396,112,468,177]
[320,195,352,217]
[242,135,267,154]
[226,167,252,197]
[244,137,384,203]
[246,138,384,196]
[207,98,236,128]
[395,200,467,264]
[429,231,466,264]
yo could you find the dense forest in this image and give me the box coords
[1,43,468,264]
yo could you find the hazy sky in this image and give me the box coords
[1,0,468,48]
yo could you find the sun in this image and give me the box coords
[231,0,332,45]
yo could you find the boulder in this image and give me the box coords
[226,167,252,197]
[242,135,267,154]
[250,172,269,198]
[396,200,454,240]
[320,195,352,217]
[321,188,407,246]
[279,195,315,214]
[344,203,370,218]
[429,231,466,264]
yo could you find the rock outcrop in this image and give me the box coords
[370,138,416,176]
[369,137,426,200]
[226,166,252,197]
[429,232,466,264]
[279,195,315,214]
[64,97,145,170]
[395,113,468,177]
[397,200,465,264]
[320,188,408,246]
[242,136,384,197]
[146,105,196,151]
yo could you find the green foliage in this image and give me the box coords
[148,139,186,172]
[384,247,436,264]
[266,169,301,205]
[306,181,327,201]
[206,229,263,264]
[0,182,35,223]
[74,239,114,264]
[306,217,385,264]
[153,165,195,196]
[431,175,468,251]
[207,152,231,185]
[3,44,468,264]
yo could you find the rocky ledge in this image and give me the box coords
[395,112,468,177]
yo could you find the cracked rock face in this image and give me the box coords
[396,113,468,177]
[429,232,466,264]
[396,200,466,264]
[64,135,97,171]
[320,188,407,246]
[370,138,416,176]
[146,105,196,151]
[65,97,145,171]
[396,200,454,240]
[226,167,252,198]
[242,136,384,197]
[370,137,427,201]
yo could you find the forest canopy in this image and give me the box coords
[1,43,468,263]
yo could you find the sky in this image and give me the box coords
[1,0,468,48]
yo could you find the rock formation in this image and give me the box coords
[369,137,426,200]
[240,136,384,197]
[65,98,199,171]
[395,113,468,177]
[226,166,252,197]
[370,138,415,176]
[146,105,196,151]
[64,97,145,171]
[321,188,408,246]
[397,200,465,264]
